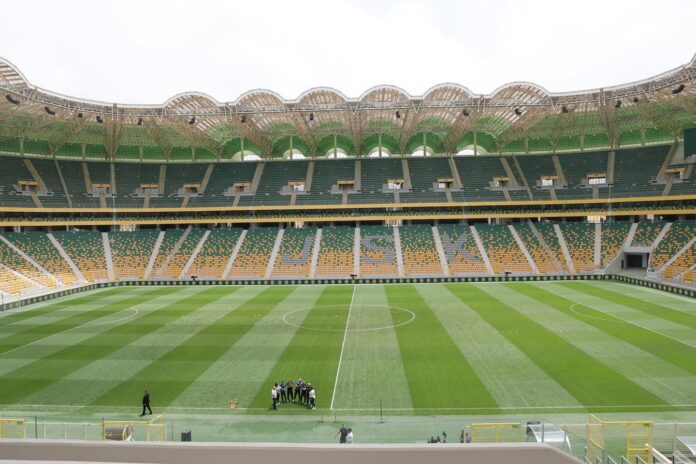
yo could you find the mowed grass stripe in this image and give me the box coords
[0,287,126,331]
[387,285,497,410]
[0,290,153,351]
[563,281,696,329]
[91,286,294,408]
[416,284,581,409]
[447,284,667,407]
[170,286,325,410]
[514,283,696,376]
[332,285,413,410]
[0,286,195,403]
[249,285,354,411]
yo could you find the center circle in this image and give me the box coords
[282,304,416,332]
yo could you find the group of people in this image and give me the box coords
[271,379,316,410]
[426,430,471,444]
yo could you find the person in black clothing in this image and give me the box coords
[140,390,152,416]
[335,424,349,444]
[286,379,294,403]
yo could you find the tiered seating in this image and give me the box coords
[534,223,571,273]
[613,146,669,197]
[229,227,279,279]
[402,158,449,202]
[352,158,401,204]
[684,267,696,284]
[475,224,532,275]
[185,228,243,278]
[109,230,159,280]
[271,227,316,278]
[150,229,184,277]
[664,242,696,279]
[513,223,556,274]
[296,159,353,205]
[359,225,398,277]
[631,222,665,247]
[649,222,696,271]
[600,222,632,266]
[0,156,35,207]
[315,226,355,278]
[53,231,108,282]
[3,232,77,285]
[57,160,100,207]
[114,162,161,207]
[0,238,54,287]
[30,159,69,207]
[189,163,257,206]
[556,151,607,199]
[0,267,39,296]
[437,224,488,275]
[400,225,442,276]
[559,223,596,273]
[456,156,508,201]
[254,161,306,206]
[160,228,206,279]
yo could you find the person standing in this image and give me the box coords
[335,424,349,444]
[346,428,353,444]
[280,380,287,403]
[286,379,294,403]
[271,384,278,410]
[308,385,316,409]
[140,390,152,416]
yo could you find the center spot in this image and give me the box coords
[282,304,415,332]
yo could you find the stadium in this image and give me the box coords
[0,6,695,462]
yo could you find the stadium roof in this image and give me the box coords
[1,54,695,160]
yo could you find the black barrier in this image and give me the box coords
[1,274,693,312]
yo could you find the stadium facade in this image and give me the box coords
[0,55,695,300]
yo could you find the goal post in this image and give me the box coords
[471,422,521,443]
[587,414,653,463]
[102,415,165,442]
[0,418,26,438]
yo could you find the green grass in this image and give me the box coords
[0,281,695,419]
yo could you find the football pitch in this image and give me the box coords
[1,280,696,418]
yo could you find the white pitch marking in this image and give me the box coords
[330,285,356,410]
[0,307,141,356]
[565,299,696,350]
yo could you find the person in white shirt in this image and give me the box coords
[308,385,316,409]
[271,384,278,410]
[346,428,353,444]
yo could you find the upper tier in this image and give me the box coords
[1,144,694,211]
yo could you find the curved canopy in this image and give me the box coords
[0,54,694,161]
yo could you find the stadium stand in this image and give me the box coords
[475,224,533,275]
[534,223,571,273]
[0,237,54,287]
[664,242,696,280]
[436,224,488,275]
[559,223,597,273]
[359,225,399,277]
[0,266,40,296]
[271,227,316,278]
[160,228,206,279]
[3,232,78,285]
[403,157,450,202]
[400,225,443,276]
[649,221,696,271]
[456,156,509,201]
[185,228,243,279]
[109,230,160,280]
[296,159,353,205]
[253,161,306,206]
[355,158,403,204]
[513,223,558,274]
[150,229,185,277]
[228,227,279,279]
[315,226,355,278]
[630,222,666,247]
[600,222,632,266]
[52,231,108,282]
